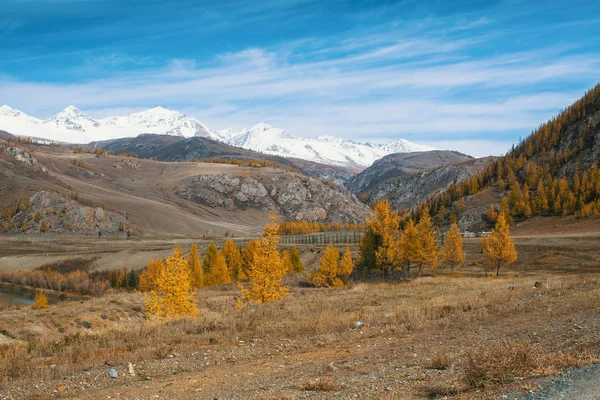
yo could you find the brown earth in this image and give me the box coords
[0,232,599,400]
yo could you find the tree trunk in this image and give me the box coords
[418,263,423,277]
[496,262,501,277]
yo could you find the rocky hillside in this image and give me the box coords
[346,150,487,210]
[176,170,370,223]
[347,150,472,194]
[0,190,138,236]
[92,134,355,182]
[365,157,494,211]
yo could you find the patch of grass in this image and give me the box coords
[301,378,340,392]
[462,340,554,388]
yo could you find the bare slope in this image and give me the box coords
[0,139,370,238]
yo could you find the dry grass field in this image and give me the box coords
[0,232,599,400]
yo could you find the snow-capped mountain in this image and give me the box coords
[216,124,434,167]
[100,106,215,138]
[0,105,434,167]
[0,105,217,144]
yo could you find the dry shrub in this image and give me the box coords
[427,353,453,370]
[0,344,30,381]
[301,378,339,392]
[462,340,552,388]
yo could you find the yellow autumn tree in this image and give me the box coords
[202,242,218,275]
[338,247,354,283]
[416,208,439,276]
[281,249,294,273]
[441,223,465,274]
[222,240,244,281]
[204,251,232,286]
[311,243,342,287]
[289,246,304,273]
[372,200,401,277]
[482,213,518,277]
[238,217,288,305]
[144,246,199,320]
[358,199,401,277]
[399,218,420,277]
[32,289,48,309]
[138,258,164,292]
[241,239,259,278]
[187,244,203,288]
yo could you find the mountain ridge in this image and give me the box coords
[0,105,435,167]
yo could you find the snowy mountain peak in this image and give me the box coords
[0,104,436,167]
[44,105,100,131]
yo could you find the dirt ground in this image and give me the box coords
[0,232,598,400]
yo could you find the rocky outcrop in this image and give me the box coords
[0,144,50,174]
[0,191,138,236]
[176,170,371,223]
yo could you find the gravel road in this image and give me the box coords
[519,365,600,400]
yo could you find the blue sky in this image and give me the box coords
[0,0,599,156]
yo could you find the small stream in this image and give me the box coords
[0,285,40,305]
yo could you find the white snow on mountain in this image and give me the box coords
[0,105,434,167]
[0,105,217,144]
[216,124,435,167]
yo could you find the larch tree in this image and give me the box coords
[281,249,293,273]
[399,218,420,277]
[241,239,259,278]
[187,243,203,288]
[441,223,465,274]
[222,240,244,281]
[359,200,401,277]
[204,251,232,286]
[338,247,354,283]
[482,213,518,277]
[202,242,218,275]
[415,208,439,276]
[486,204,498,223]
[289,246,304,273]
[238,217,288,305]
[138,258,164,292]
[311,243,342,287]
[144,246,199,320]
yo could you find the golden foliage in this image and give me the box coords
[138,258,165,292]
[338,248,354,282]
[241,239,259,278]
[238,218,288,305]
[222,240,244,281]
[202,242,218,275]
[441,223,465,274]
[187,244,203,288]
[278,221,366,235]
[281,249,293,273]
[482,213,518,277]
[398,218,419,275]
[368,200,401,276]
[311,243,343,288]
[199,157,280,169]
[415,208,439,275]
[32,289,48,309]
[204,251,232,286]
[144,246,199,320]
[289,246,304,273]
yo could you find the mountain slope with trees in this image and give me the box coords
[417,84,600,230]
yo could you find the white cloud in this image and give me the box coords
[0,18,597,156]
